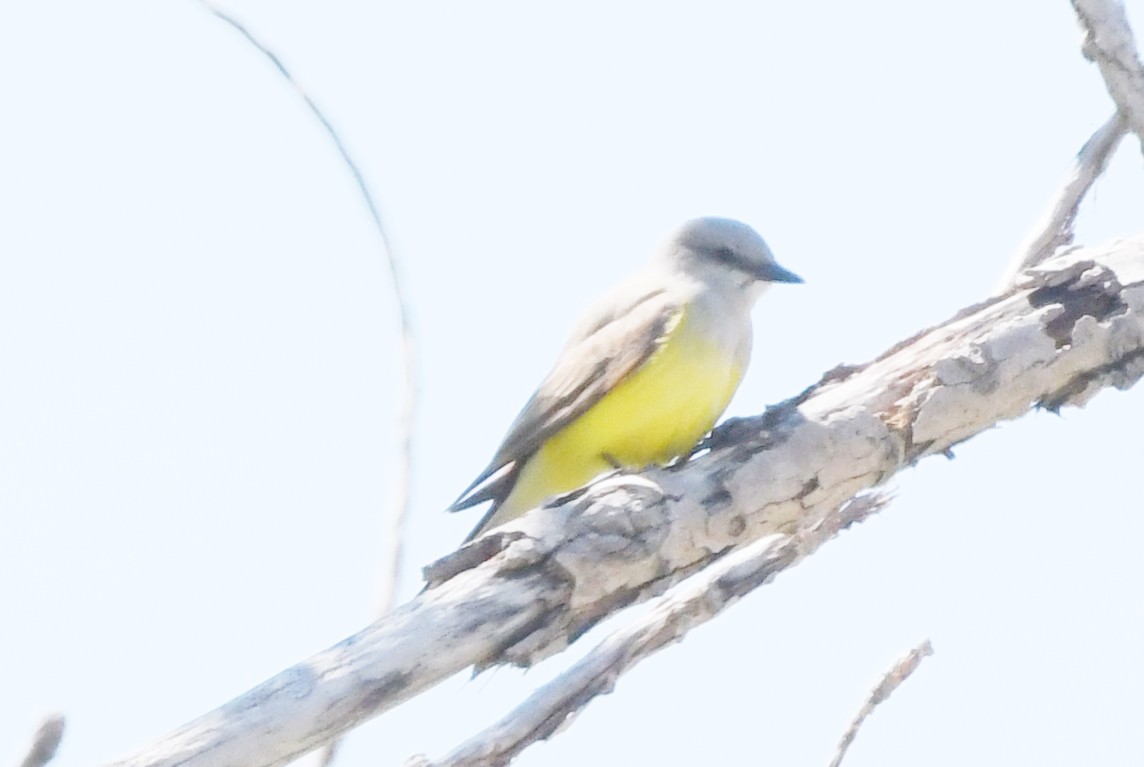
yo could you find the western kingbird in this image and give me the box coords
[449,217,802,542]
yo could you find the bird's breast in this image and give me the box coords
[551,304,746,466]
[493,302,750,523]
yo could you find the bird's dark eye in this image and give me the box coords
[710,245,745,269]
[693,242,751,274]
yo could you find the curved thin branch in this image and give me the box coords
[198,1,416,615]
[197,9,416,764]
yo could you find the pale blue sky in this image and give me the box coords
[2,2,1143,766]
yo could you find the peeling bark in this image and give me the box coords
[106,237,1144,767]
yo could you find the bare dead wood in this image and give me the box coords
[198,1,416,616]
[1001,0,1144,288]
[103,237,1144,767]
[198,8,417,765]
[19,715,65,767]
[408,493,888,767]
[827,641,934,767]
[1001,112,1127,286]
[1073,0,1144,148]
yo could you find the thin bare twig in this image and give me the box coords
[198,1,414,614]
[316,738,340,767]
[1001,0,1144,289]
[19,715,65,767]
[409,493,890,767]
[199,4,416,764]
[1000,112,1127,287]
[1073,0,1144,148]
[827,640,933,767]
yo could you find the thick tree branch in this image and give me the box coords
[104,237,1144,767]
[409,492,890,767]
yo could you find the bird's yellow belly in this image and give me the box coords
[497,314,744,524]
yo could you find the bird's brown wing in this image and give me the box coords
[448,282,684,515]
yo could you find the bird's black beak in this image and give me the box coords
[756,262,804,284]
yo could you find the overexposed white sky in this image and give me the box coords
[2,2,1143,766]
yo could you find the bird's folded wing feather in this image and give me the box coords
[448,281,684,512]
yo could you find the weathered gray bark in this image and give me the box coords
[106,238,1144,767]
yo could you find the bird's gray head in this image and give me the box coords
[656,217,803,289]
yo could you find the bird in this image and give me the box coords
[449,216,802,543]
